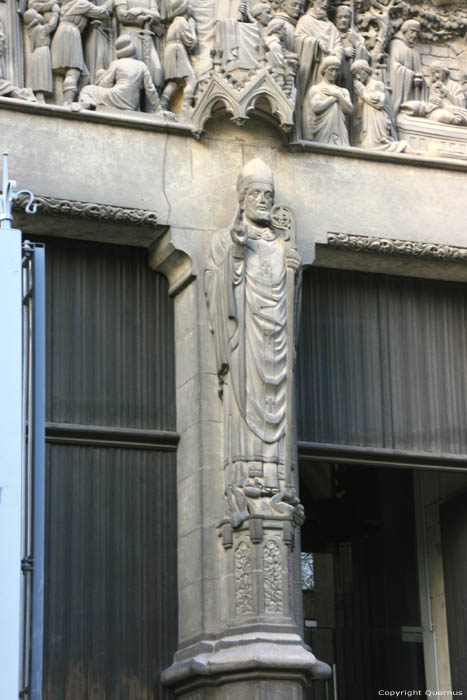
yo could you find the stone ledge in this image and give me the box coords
[0,95,193,136]
[289,138,467,172]
[315,234,467,283]
[12,193,166,247]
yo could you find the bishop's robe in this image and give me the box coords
[204,223,287,478]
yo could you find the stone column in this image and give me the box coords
[150,161,330,700]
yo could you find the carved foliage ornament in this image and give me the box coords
[327,232,467,262]
[14,193,158,227]
[263,538,283,613]
[234,541,254,616]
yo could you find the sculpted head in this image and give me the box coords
[335,5,352,33]
[401,19,420,47]
[281,0,303,20]
[351,58,372,83]
[266,17,287,39]
[321,55,341,82]
[23,9,44,27]
[430,61,449,83]
[251,2,273,26]
[309,0,329,19]
[237,159,275,227]
[168,0,189,19]
[116,34,136,59]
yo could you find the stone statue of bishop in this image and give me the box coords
[205,158,303,527]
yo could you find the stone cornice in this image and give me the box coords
[14,193,159,227]
[327,233,467,263]
[288,140,467,173]
[0,96,192,136]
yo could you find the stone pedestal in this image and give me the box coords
[163,514,329,696]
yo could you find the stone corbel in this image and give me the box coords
[148,229,196,297]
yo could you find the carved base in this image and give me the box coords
[162,632,331,697]
[162,515,331,695]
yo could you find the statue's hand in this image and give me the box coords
[294,503,305,526]
[230,207,247,248]
[413,74,424,88]
[353,79,364,96]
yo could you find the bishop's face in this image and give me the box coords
[243,184,274,226]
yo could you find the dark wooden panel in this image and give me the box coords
[298,268,467,454]
[44,238,175,430]
[43,445,177,700]
[440,491,467,695]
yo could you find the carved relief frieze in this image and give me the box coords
[2,0,467,157]
[327,232,467,262]
[263,538,283,613]
[234,541,254,616]
[14,192,159,226]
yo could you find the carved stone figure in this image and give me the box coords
[78,33,163,112]
[295,0,344,137]
[83,0,115,84]
[160,0,197,116]
[23,8,58,102]
[400,61,467,126]
[0,19,36,101]
[205,159,303,527]
[306,54,352,145]
[265,18,287,74]
[251,2,273,36]
[28,0,60,24]
[114,0,163,90]
[263,17,298,96]
[335,5,369,98]
[188,0,215,80]
[389,19,426,117]
[218,12,264,75]
[351,58,411,152]
[276,0,303,51]
[51,0,111,104]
